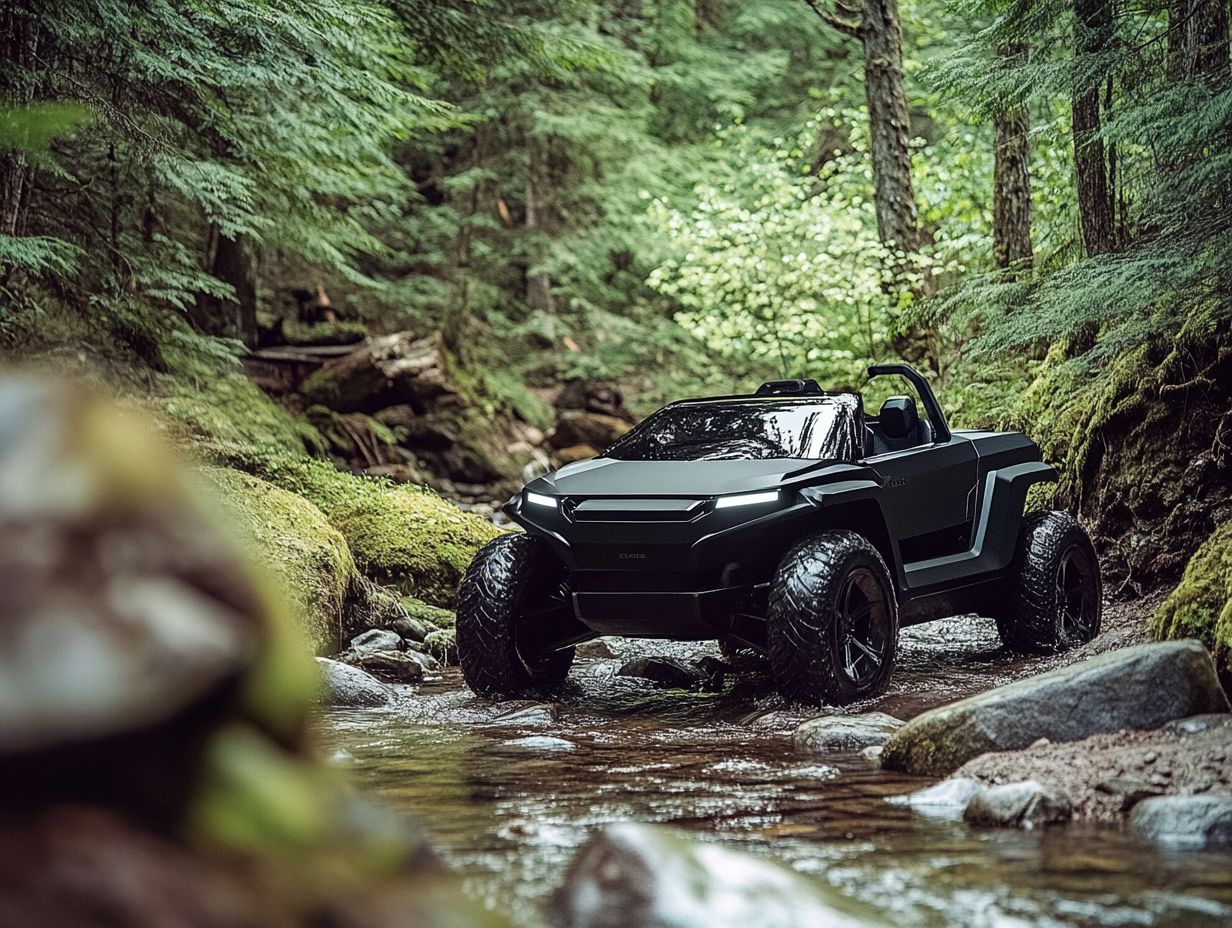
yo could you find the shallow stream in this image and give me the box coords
[318,617,1232,927]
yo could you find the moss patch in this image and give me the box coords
[213,451,500,607]
[1151,521,1232,673]
[203,466,359,655]
[400,596,456,630]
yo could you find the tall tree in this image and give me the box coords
[804,0,921,252]
[0,4,42,238]
[993,42,1033,270]
[1168,0,1230,82]
[1072,0,1116,256]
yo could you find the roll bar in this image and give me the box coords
[867,363,952,443]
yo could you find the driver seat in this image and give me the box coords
[866,396,934,455]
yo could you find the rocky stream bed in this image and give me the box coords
[316,611,1232,928]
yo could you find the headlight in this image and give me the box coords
[714,490,780,509]
[525,491,558,509]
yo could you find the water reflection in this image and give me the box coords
[317,619,1232,927]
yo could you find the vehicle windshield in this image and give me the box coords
[603,395,862,462]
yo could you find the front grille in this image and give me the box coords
[566,497,707,522]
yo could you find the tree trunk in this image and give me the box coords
[860,0,921,253]
[993,43,1034,271]
[1072,0,1116,257]
[194,230,258,348]
[0,5,41,238]
[525,141,555,314]
[1171,0,1230,81]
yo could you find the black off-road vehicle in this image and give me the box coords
[457,364,1102,706]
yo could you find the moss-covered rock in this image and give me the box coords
[216,451,501,607]
[282,319,368,347]
[1151,522,1232,680]
[203,467,359,655]
[401,595,456,630]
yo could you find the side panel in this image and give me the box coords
[903,460,1056,593]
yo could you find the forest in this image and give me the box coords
[1,0,1231,925]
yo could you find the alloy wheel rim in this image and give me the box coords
[1057,545,1098,640]
[837,567,890,688]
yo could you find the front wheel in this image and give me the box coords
[457,533,575,698]
[767,531,898,706]
[996,511,1102,654]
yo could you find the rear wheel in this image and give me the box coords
[767,531,898,706]
[996,511,1102,653]
[457,533,575,698]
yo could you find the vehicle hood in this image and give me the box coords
[529,457,830,498]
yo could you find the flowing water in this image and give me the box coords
[317,616,1232,927]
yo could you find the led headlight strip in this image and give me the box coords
[525,491,558,508]
[714,490,779,509]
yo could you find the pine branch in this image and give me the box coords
[802,0,864,40]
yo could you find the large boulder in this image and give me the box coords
[202,466,359,655]
[316,657,394,706]
[547,823,887,928]
[881,641,1230,777]
[299,331,453,413]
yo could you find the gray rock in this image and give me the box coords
[576,638,618,659]
[338,649,424,684]
[860,745,884,765]
[504,736,576,752]
[1159,713,1232,737]
[964,780,1072,829]
[402,648,441,673]
[547,823,888,928]
[1130,796,1232,848]
[882,641,1230,776]
[794,712,905,754]
[349,628,405,654]
[390,615,430,643]
[316,657,392,707]
[891,778,983,820]
[616,656,707,690]
[495,702,559,726]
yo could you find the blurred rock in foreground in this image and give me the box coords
[0,374,508,927]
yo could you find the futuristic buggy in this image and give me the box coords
[456,364,1102,706]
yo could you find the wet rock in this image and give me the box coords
[350,628,405,654]
[300,331,452,413]
[1094,777,1163,812]
[504,736,575,752]
[423,628,458,665]
[860,745,884,766]
[402,648,441,673]
[549,410,630,451]
[495,702,559,726]
[891,778,983,820]
[882,641,1230,777]
[617,656,708,690]
[1159,713,1231,737]
[339,649,424,685]
[1130,796,1232,848]
[316,658,393,707]
[548,823,887,928]
[576,638,618,659]
[390,614,430,643]
[794,712,905,754]
[963,780,1072,830]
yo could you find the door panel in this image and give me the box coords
[865,437,979,563]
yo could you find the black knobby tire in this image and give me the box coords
[456,533,575,698]
[767,531,899,706]
[996,511,1103,654]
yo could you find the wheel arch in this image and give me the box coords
[799,482,901,590]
